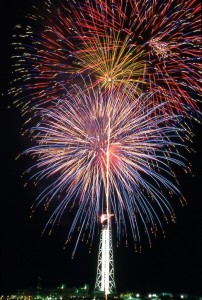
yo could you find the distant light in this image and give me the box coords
[181,296,184,299]
[149,295,152,298]
[136,294,140,297]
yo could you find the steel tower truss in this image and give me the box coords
[94,225,116,295]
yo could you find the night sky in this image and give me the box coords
[1,0,202,296]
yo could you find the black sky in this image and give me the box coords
[1,0,202,296]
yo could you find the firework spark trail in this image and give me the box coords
[10,0,201,119]
[23,85,190,252]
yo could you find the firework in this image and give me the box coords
[23,85,190,252]
[10,0,201,118]
[77,0,201,115]
[73,35,146,90]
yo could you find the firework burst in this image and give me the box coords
[23,85,190,252]
[77,0,201,115]
[10,0,201,119]
[74,35,146,90]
